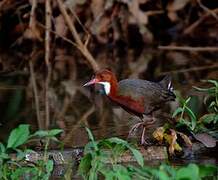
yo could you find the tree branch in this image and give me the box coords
[56,0,100,72]
[158,46,218,52]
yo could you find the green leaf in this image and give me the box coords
[0,142,6,153]
[0,152,9,159]
[127,165,152,179]
[128,147,144,167]
[103,171,116,180]
[48,129,63,137]
[153,169,170,180]
[206,79,218,87]
[85,127,95,142]
[193,86,215,93]
[85,127,98,151]
[89,170,98,180]
[50,137,59,142]
[107,137,144,167]
[78,153,92,177]
[198,164,217,178]
[172,107,183,117]
[159,164,176,178]
[112,165,131,180]
[188,96,200,117]
[185,106,197,130]
[10,167,38,179]
[46,160,54,173]
[31,130,48,138]
[107,137,128,146]
[84,141,99,154]
[176,164,199,180]
[7,124,30,149]
[176,118,191,128]
[200,113,218,124]
[185,97,191,104]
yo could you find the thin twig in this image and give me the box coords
[183,8,218,34]
[197,0,218,20]
[29,60,43,129]
[159,63,218,75]
[29,0,37,28]
[29,0,43,129]
[45,0,52,129]
[68,7,90,35]
[56,0,100,71]
[37,22,78,47]
[158,45,218,52]
[145,10,164,16]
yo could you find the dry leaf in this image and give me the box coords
[164,129,182,155]
[23,26,42,41]
[193,133,217,148]
[177,132,192,148]
[54,15,67,37]
[153,127,165,143]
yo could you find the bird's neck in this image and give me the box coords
[108,79,118,98]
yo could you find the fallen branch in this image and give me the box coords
[56,0,100,72]
[158,45,218,52]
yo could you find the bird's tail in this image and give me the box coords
[159,75,176,100]
[159,75,173,92]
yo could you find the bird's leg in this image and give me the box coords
[128,122,143,135]
[140,113,156,145]
[128,113,156,145]
[128,117,144,137]
[141,126,146,145]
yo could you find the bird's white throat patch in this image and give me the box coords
[98,82,111,95]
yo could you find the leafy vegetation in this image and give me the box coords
[173,80,218,133]
[79,127,217,180]
[194,80,218,125]
[0,124,63,180]
[153,80,218,153]
[0,124,217,179]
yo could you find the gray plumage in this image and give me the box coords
[117,76,175,115]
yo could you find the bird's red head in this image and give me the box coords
[83,69,118,95]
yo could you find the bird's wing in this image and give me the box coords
[118,79,175,114]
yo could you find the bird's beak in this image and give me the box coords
[83,78,99,86]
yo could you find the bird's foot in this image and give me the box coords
[128,122,144,138]
[140,118,156,145]
[140,127,152,145]
[128,117,156,145]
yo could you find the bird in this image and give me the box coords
[83,69,176,144]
